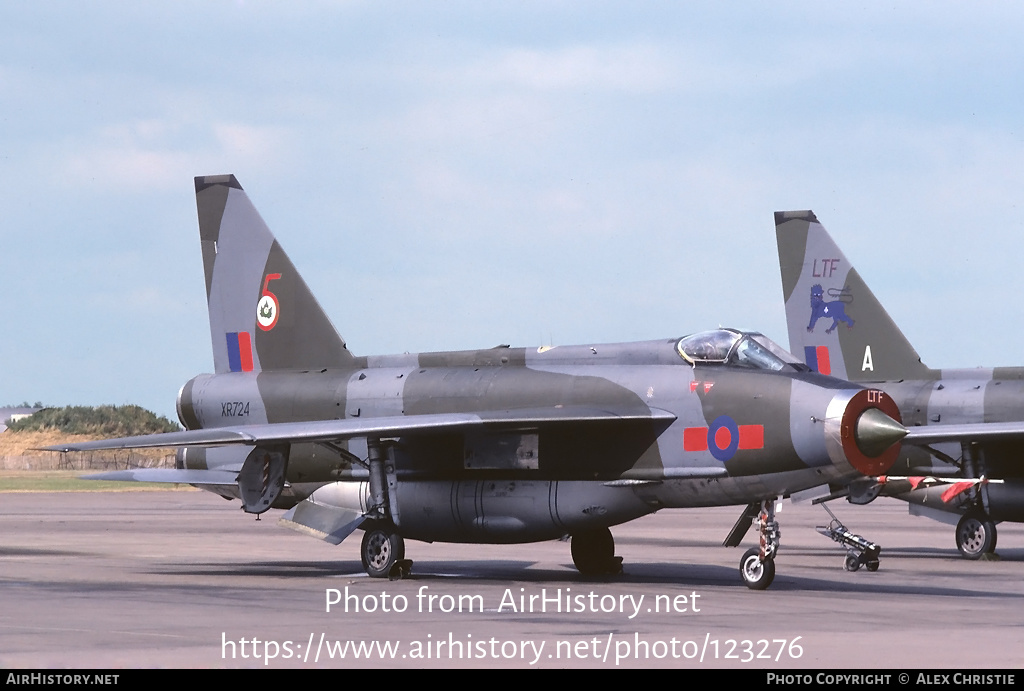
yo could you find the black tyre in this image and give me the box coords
[571,528,615,575]
[360,522,405,578]
[740,547,775,590]
[955,513,996,560]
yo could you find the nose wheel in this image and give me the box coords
[740,547,775,590]
[739,499,779,590]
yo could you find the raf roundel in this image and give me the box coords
[683,415,764,462]
[707,415,740,462]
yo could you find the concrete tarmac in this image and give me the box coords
[1,489,1023,669]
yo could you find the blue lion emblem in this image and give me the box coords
[807,284,854,334]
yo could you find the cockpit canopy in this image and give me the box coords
[676,329,805,372]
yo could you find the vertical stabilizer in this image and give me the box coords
[775,210,933,382]
[195,175,355,373]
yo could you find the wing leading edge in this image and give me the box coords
[47,406,677,453]
[903,422,1024,446]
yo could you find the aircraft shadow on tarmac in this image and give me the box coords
[144,541,1024,601]
[147,559,368,579]
[150,557,735,583]
[780,544,1024,562]
[766,573,1024,599]
[0,546,86,558]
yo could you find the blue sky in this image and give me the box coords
[2,2,1023,421]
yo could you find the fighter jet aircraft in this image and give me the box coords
[777,210,1024,559]
[49,176,956,590]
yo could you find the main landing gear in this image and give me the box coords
[360,439,412,580]
[955,511,997,560]
[738,499,779,590]
[571,527,623,576]
[955,442,998,560]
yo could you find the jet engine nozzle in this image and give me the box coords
[825,388,904,477]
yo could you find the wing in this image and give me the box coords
[80,468,241,484]
[47,405,677,452]
[62,405,678,545]
[903,422,1024,445]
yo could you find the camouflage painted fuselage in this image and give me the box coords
[175,335,885,542]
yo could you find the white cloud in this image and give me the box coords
[53,119,290,192]
[472,44,676,93]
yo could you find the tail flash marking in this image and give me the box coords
[226,332,255,373]
[804,346,832,375]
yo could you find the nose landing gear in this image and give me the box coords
[738,499,780,590]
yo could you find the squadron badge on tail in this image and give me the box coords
[807,284,855,334]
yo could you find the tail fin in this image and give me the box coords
[195,175,355,373]
[775,210,934,382]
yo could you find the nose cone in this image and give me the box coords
[855,407,908,458]
[825,388,905,476]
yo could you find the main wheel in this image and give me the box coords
[361,522,405,578]
[956,513,996,560]
[844,553,861,572]
[571,528,617,575]
[740,547,775,590]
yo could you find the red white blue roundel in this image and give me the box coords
[683,417,764,461]
[707,416,740,462]
[256,293,279,331]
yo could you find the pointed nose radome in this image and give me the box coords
[855,407,908,458]
[825,388,905,476]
